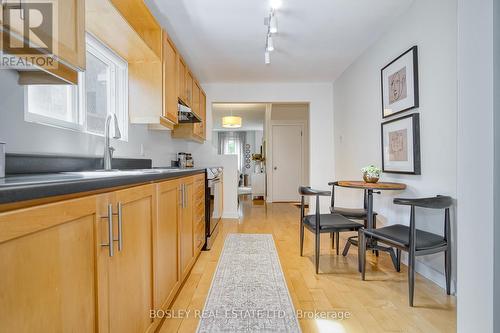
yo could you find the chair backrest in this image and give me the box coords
[298,186,331,231]
[328,181,369,210]
[298,186,331,197]
[394,195,453,209]
[394,195,453,247]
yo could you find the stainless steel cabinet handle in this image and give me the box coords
[100,204,114,257]
[117,202,123,251]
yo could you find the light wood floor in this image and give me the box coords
[158,197,456,333]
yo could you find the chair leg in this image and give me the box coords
[315,232,320,274]
[396,249,401,272]
[331,232,335,249]
[335,232,340,255]
[445,248,451,295]
[359,229,366,280]
[408,250,415,306]
[300,223,304,257]
[342,239,351,256]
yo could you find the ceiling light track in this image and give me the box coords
[264,5,279,64]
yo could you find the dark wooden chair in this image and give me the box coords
[359,195,453,306]
[299,186,364,274]
[328,181,378,256]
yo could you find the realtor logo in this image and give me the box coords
[0,0,58,69]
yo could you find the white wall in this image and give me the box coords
[0,69,190,166]
[457,0,496,332]
[203,82,334,213]
[333,0,457,290]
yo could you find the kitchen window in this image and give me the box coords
[25,33,128,140]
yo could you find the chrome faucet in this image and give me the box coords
[103,114,121,171]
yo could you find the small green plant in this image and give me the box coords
[361,165,382,178]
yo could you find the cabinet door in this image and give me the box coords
[57,0,86,69]
[180,178,194,278]
[107,184,156,333]
[162,33,178,124]
[0,196,98,332]
[178,57,187,104]
[195,89,206,139]
[192,81,200,118]
[200,90,207,139]
[156,180,180,309]
[185,71,193,106]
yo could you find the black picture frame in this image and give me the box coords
[381,46,419,119]
[381,113,421,175]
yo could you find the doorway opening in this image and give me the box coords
[212,102,310,203]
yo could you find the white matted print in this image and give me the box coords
[381,46,419,118]
[381,113,421,174]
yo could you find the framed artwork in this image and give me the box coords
[381,46,419,118]
[381,113,421,174]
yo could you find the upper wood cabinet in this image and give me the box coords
[162,32,179,125]
[192,80,201,118]
[172,84,207,143]
[87,0,166,129]
[178,57,187,105]
[185,71,194,106]
[0,196,99,332]
[2,0,86,84]
[194,85,206,139]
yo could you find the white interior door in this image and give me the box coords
[272,124,303,202]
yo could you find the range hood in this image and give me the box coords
[178,103,202,123]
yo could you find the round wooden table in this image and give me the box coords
[336,180,407,270]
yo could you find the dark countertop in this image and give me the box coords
[0,168,206,205]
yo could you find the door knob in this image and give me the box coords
[274,167,277,170]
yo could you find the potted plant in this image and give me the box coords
[361,165,382,183]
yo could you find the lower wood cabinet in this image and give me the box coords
[155,179,181,310]
[0,173,206,333]
[180,176,195,278]
[97,184,156,333]
[0,196,99,332]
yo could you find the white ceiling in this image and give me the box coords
[148,0,413,83]
[212,103,266,131]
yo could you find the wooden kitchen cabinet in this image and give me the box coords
[192,80,201,118]
[5,0,86,84]
[155,179,181,310]
[0,172,206,333]
[172,86,207,143]
[179,177,195,278]
[162,32,179,125]
[178,57,187,105]
[0,196,99,332]
[195,88,207,139]
[185,71,194,106]
[97,184,157,333]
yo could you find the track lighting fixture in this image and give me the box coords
[263,5,280,64]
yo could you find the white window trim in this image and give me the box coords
[24,85,82,132]
[24,33,129,141]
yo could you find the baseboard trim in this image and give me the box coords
[222,212,240,219]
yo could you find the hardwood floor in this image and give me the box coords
[158,197,456,333]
